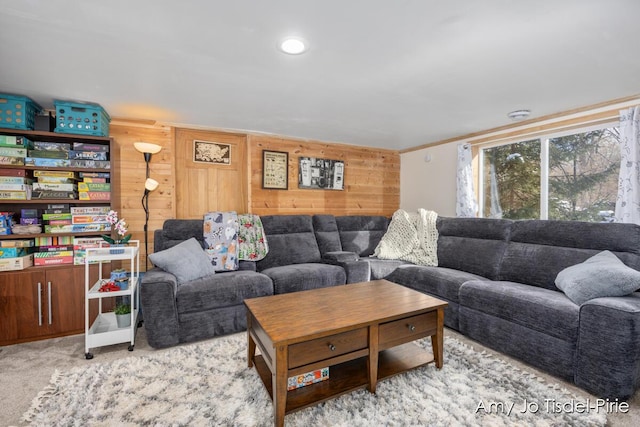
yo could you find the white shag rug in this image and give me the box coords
[23,333,606,426]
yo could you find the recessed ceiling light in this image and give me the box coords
[507,110,531,121]
[278,37,307,55]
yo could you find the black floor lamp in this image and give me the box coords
[134,142,162,271]
[141,178,159,270]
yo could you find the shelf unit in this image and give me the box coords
[0,126,119,346]
[84,241,140,359]
[0,126,117,247]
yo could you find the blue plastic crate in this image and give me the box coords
[54,100,111,136]
[0,94,42,130]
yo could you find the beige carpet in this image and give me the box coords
[0,327,638,426]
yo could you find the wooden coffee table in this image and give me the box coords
[245,279,448,427]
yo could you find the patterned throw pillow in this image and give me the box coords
[203,212,239,271]
[237,214,269,261]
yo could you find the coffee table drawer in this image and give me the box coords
[288,328,368,368]
[379,312,437,348]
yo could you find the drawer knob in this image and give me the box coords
[408,324,416,332]
[328,344,336,351]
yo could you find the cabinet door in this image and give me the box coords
[46,264,112,336]
[0,264,115,345]
[45,267,84,335]
[0,270,48,345]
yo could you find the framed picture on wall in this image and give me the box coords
[193,140,231,165]
[262,150,289,189]
[298,157,344,190]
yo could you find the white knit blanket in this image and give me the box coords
[373,209,438,266]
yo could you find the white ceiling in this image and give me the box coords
[1,0,639,151]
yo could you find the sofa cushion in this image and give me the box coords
[149,237,217,284]
[257,215,322,270]
[335,216,389,256]
[555,251,640,305]
[507,219,640,254]
[261,263,346,294]
[436,217,511,280]
[155,219,205,251]
[459,280,580,342]
[324,251,359,262]
[386,264,486,303]
[499,220,640,291]
[176,271,273,314]
[363,257,408,280]
[312,215,343,254]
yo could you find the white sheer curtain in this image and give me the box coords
[615,106,640,224]
[456,143,478,217]
[488,161,503,218]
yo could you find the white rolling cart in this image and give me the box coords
[84,240,140,359]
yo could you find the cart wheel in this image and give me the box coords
[128,345,134,351]
[137,320,143,328]
[85,352,93,360]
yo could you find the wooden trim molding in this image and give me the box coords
[401,94,640,153]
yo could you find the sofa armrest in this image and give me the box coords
[321,251,370,283]
[238,260,257,271]
[139,268,181,348]
[576,294,640,399]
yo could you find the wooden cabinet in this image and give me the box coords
[0,264,109,345]
[0,269,45,342]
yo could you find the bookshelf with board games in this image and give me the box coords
[0,127,119,345]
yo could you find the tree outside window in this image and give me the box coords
[483,139,540,220]
[481,125,620,222]
[549,128,620,222]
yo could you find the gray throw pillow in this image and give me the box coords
[149,237,216,284]
[555,250,640,305]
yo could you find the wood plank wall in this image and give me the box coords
[109,122,175,269]
[174,128,248,218]
[248,134,399,216]
[111,123,399,264]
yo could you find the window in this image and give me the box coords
[482,139,541,219]
[480,125,620,222]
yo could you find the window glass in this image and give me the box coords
[482,139,541,220]
[548,127,620,222]
[480,125,620,222]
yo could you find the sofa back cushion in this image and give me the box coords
[155,219,205,251]
[437,217,512,280]
[312,214,343,255]
[499,220,640,291]
[335,215,389,256]
[256,215,321,271]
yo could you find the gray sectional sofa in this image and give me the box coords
[140,213,640,400]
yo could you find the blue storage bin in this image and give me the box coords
[0,94,42,130]
[54,100,110,136]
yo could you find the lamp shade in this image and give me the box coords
[144,178,159,192]
[134,142,162,154]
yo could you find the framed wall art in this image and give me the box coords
[298,157,344,190]
[193,140,231,165]
[262,150,289,189]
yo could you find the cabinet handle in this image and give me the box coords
[328,344,336,351]
[408,324,416,332]
[37,282,43,326]
[48,281,52,325]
